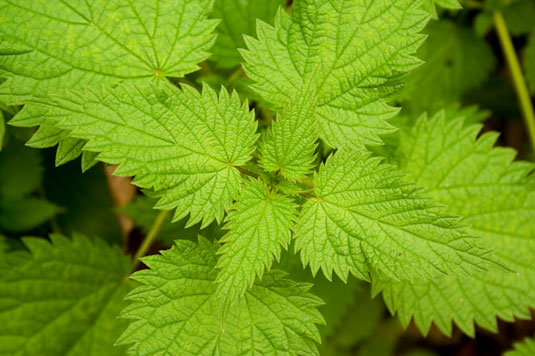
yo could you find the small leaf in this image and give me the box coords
[216,179,298,305]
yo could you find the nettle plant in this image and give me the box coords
[0,0,534,355]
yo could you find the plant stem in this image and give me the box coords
[131,210,169,271]
[493,11,535,155]
[227,66,244,85]
[235,166,258,178]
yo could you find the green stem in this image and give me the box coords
[227,66,244,85]
[493,11,535,155]
[131,210,169,271]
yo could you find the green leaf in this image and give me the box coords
[210,0,284,68]
[241,0,429,149]
[1,0,218,164]
[399,20,495,111]
[0,233,131,356]
[505,336,535,356]
[259,82,318,181]
[502,0,535,36]
[0,197,60,232]
[118,237,324,356]
[216,179,298,305]
[375,111,535,337]
[525,32,535,95]
[0,138,42,198]
[421,0,462,19]
[32,81,258,227]
[0,138,59,232]
[294,149,494,282]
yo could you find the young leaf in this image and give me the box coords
[399,20,495,110]
[118,237,324,356]
[294,149,494,282]
[1,0,218,164]
[505,336,535,356]
[0,234,131,356]
[216,179,298,305]
[31,81,257,227]
[375,111,535,337]
[210,0,285,68]
[259,83,318,181]
[241,0,429,149]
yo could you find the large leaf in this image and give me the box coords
[241,0,429,149]
[375,111,535,337]
[1,0,217,163]
[0,234,131,356]
[294,149,495,282]
[118,237,324,356]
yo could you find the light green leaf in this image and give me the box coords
[216,179,298,305]
[505,336,535,356]
[294,149,494,282]
[241,0,429,149]
[1,0,218,163]
[118,237,324,356]
[210,0,284,68]
[375,111,535,337]
[421,0,462,18]
[259,82,318,181]
[0,234,131,356]
[399,20,495,111]
[31,81,257,227]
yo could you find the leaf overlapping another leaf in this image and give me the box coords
[259,82,318,181]
[294,149,495,282]
[29,81,257,227]
[375,111,535,337]
[216,179,298,305]
[241,0,429,149]
[1,0,218,164]
[118,237,324,356]
[0,234,131,356]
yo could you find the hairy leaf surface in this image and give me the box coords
[242,0,429,148]
[32,81,257,226]
[376,111,535,337]
[118,237,324,356]
[1,0,217,163]
[259,83,318,181]
[216,179,298,304]
[294,149,494,282]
